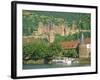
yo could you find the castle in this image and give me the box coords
[23,21,91,58]
[32,21,78,43]
[61,34,91,58]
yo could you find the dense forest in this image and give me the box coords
[23,10,91,36]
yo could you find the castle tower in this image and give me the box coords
[48,21,55,43]
[60,24,65,36]
[57,22,65,36]
[79,33,90,58]
[48,30,55,43]
[38,22,43,34]
[64,21,69,35]
[80,33,84,44]
[72,21,77,30]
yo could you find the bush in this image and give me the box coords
[63,49,78,58]
[23,40,63,64]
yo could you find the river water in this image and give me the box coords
[23,63,90,69]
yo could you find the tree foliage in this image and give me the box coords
[23,39,63,64]
[23,10,91,36]
[54,32,90,42]
[63,49,78,58]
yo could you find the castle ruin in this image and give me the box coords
[32,21,78,43]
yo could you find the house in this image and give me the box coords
[60,37,91,58]
[61,40,80,58]
[61,40,80,49]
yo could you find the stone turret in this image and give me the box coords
[38,22,43,34]
[48,30,55,43]
[80,33,84,44]
[72,21,77,30]
[48,21,55,43]
[60,24,65,36]
[79,34,90,58]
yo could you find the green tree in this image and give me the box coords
[23,43,35,61]
[63,49,78,58]
[44,42,63,64]
[31,40,48,61]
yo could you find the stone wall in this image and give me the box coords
[79,44,90,58]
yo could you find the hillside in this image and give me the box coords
[22,10,91,36]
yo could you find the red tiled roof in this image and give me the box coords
[61,38,91,49]
[61,41,80,49]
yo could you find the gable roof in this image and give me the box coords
[60,38,91,49]
[61,41,80,49]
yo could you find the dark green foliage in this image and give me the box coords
[23,39,80,64]
[63,49,78,58]
[54,32,90,42]
[23,10,91,36]
[23,39,63,64]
